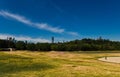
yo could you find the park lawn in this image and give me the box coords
[0,51,120,77]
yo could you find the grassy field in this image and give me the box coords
[0,51,120,77]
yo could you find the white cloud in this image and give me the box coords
[0,10,64,33]
[0,34,50,43]
[67,32,79,36]
[35,23,64,33]
[0,10,79,36]
[0,10,32,25]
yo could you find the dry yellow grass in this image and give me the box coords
[0,51,120,77]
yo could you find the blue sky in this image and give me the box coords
[0,0,120,42]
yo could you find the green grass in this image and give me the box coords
[0,51,120,77]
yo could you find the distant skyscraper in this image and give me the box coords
[52,37,54,43]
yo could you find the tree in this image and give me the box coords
[36,43,51,51]
[26,43,36,51]
[15,41,26,50]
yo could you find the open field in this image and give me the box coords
[0,51,120,77]
[99,57,120,63]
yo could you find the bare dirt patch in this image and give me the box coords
[99,57,120,63]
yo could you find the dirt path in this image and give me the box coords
[99,57,120,63]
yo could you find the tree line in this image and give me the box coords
[0,37,120,51]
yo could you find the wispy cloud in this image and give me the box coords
[49,0,64,13]
[0,10,32,25]
[35,23,64,33]
[0,34,50,43]
[0,10,79,36]
[67,32,79,36]
[0,10,64,33]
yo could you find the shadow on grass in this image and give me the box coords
[0,53,56,75]
[0,53,33,60]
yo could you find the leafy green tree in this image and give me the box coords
[15,41,26,50]
[36,43,51,51]
[26,43,36,51]
[51,44,66,51]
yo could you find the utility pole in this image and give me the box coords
[52,37,54,43]
[98,36,102,40]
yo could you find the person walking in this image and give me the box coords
[105,56,107,60]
